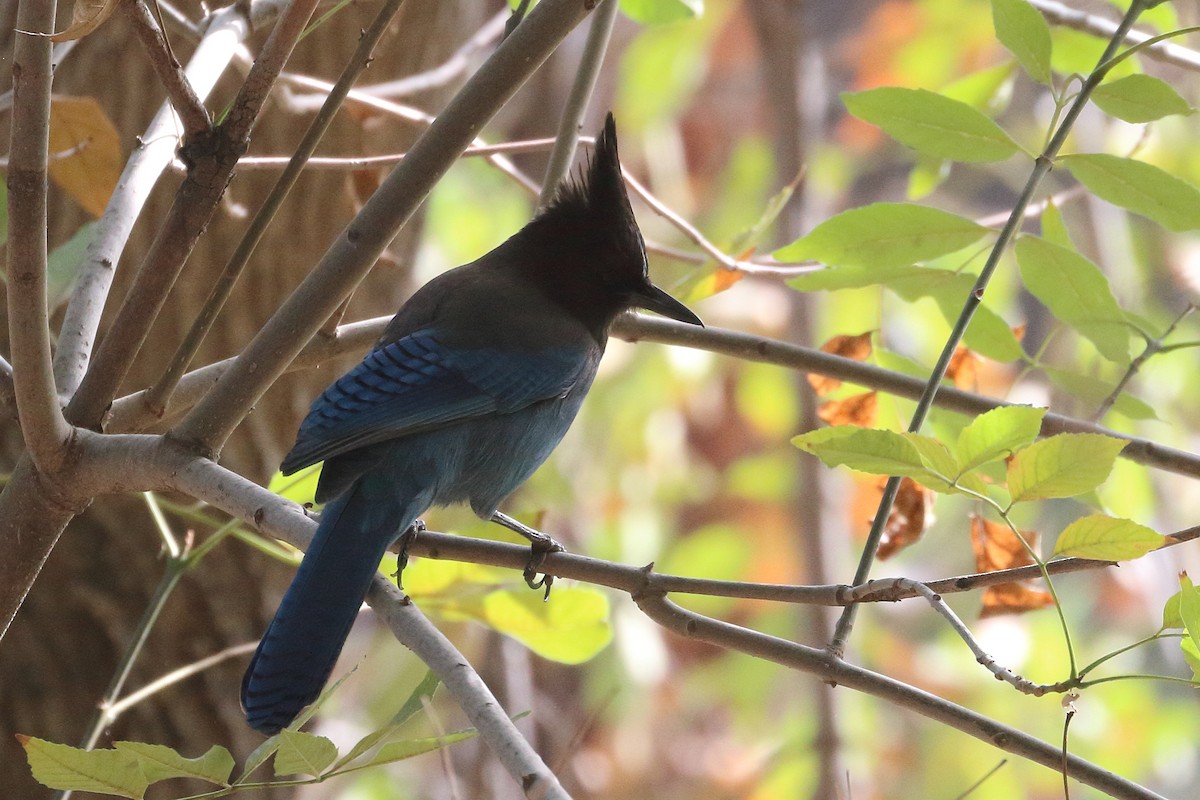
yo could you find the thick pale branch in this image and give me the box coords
[171,0,594,454]
[1030,0,1200,71]
[8,2,73,471]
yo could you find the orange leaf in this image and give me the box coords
[808,332,873,395]
[688,267,744,301]
[1011,324,1027,342]
[48,96,121,217]
[876,477,934,560]
[970,515,1053,616]
[946,345,979,390]
[818,391,878,428]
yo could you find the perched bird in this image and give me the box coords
[241,113,703,734]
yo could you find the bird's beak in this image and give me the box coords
[633,283,704,326]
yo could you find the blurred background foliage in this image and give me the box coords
[8,0,1200,798]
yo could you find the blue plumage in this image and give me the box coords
[241,114,702,734]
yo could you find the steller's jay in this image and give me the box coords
[241,114,703,734]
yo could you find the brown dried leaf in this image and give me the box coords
[47,95,121,217]
[970,515,1053,616]
[946,345,979,390]
[807,332,873,395]
[876,477,934,560]
[818,391,878,428]
[50,0,121,42]
[980,582,1054,618]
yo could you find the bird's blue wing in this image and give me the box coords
[280,330,593,474]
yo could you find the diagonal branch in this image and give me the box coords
[140,0,412,420]
[8,1,73,472]
[170,0,595,456]
[123,0,211,138]
[52,0,273,400]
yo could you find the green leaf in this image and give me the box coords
[992,0,1052,84]
[1178,573,1200,679]
[1051,514,1164,560]
[113,743,233,786]
[274,730,338,778]
[46,220,96,309]
[842,87,1021,163]
[1007,433,1127,502]
[237,735,281,783]
[333,671,441,771]
[941,62,1017,113]
[20,737,149,799]
[620,0,702,25]
[1015,235,1131,362]
[1163,590,1184,630]
[481,585,612,664]
[1061,153,1200,232]
[787,264,930,291]
[1042,367,1160,421]
[956,405,1046,473]
[365,730,479,768]
[774,203,990,269]
[888,269,1024,362]
[1040,198,1073,248]
[794,427,963,492]
[1091,74,1193,123]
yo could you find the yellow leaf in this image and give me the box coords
[48,95,121,217]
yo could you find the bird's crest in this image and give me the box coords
[542,113,638,240]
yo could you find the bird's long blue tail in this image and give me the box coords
[241,477,411,734]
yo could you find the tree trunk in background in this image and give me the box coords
[0,2,484,795]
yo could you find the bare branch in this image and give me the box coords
[8,3,74,471]
[141,0,412,419]
[614,315,1200,480]
[538,0,620,205]
[635,594,1167,800]
[171,0,594,455]
[124,0,211,138]
[52,1,262,399]
[65,0,323,429]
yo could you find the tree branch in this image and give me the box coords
[614,315,1200,480]
[65,0,322,429]
[124,0,211,138]
[635,594,1166,800]
[141,0,411,419]
[52,0,266,399]
[8,1,74,472]
[1030,0,1200,72]
[170,0,594,455]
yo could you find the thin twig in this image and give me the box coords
[228,138,563,170]
[635,593,1166,800]
[102,642,258,720]
[8,0,74,472]
[1092,304,1194,421]
[141,0,411,420]
[170,0,594,455]
[538,0,620,206]
[830,0,1153,656]
[52,1,262,400]
[124,0,211,138]
[65,0,322,429]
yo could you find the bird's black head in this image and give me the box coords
[513,113,702,339]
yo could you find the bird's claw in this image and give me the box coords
[392,519,426,589]
[522,536,563,600]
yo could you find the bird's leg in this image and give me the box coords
[490,511,564,600]
[392,519,426,589]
